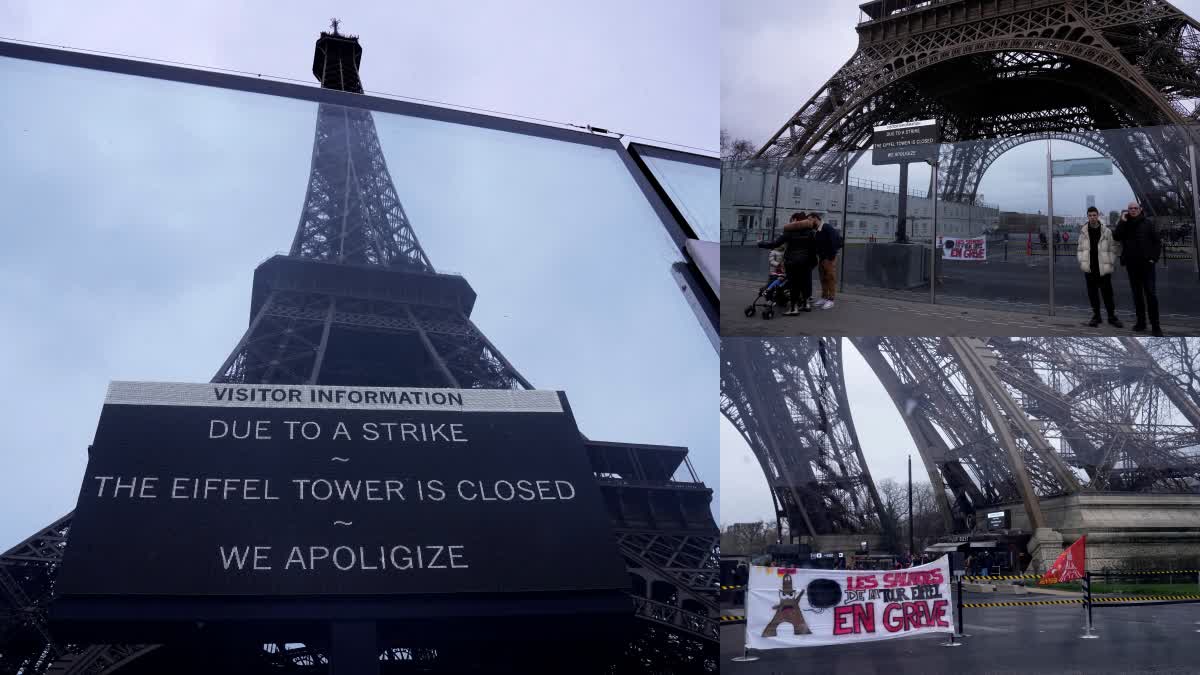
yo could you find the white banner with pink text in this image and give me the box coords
[937,236,987,260]
[745,556,954,649]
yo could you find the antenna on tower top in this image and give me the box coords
[330,18,341,35]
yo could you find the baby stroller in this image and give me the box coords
[744,273,790,320]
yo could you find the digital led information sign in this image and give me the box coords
[55,382,627,599]
[871,119,940,166]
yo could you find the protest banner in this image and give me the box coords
[745,556,954,649]
[938,236,987,260]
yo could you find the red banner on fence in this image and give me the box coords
[1039,535,1086,585]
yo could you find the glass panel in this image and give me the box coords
[921,136,1049,313]
[0,54,718,545]
[641,153,720,241]
[720,153,847,318]
[720,157,774,283]
[1048,125,1199,329]
[840,149,934,303]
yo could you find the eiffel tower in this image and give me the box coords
[723,337,1200,544]
[758,0,1200,219]
[0,24,717,674]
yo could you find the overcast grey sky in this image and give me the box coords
[721,340,919,526]
[719,0,1200,218]
[2,0,717,153]
[0,2,718,550]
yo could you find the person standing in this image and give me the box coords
[1076,206,1123,328]
[757,213,818,315]
[807,213,843,309]
[1113,201,1163,335]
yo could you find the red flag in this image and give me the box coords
[1038,535,1086,585]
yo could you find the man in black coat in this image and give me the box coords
[757,212,818,315]
[1113,201,1163,335]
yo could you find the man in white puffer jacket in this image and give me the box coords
[1077,206,1124,328]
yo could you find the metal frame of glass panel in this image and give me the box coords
[628,142,720,241]
[0,39,717,343]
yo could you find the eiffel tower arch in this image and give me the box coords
[0,27,717,674]
[759,0,1200,218]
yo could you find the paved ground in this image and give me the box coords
[721,592,1200,674]
[720,276,1200,333]
[723,242,1200,335]
[723,278,1200,336]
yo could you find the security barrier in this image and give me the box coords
[719,569,1200,642]
[962,574,1040,581]
[1093,595,1200,603]
[962,599,1083,608]
[722,572,1200,673]
[1095,569,1200,576]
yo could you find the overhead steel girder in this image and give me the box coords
[757,0,1200,220]
[761,0,1196,161]
[858,338,1200,507]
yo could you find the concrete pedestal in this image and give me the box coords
[1027,528,1065,575]
[862,242,929,289]
[999,494,1200,572]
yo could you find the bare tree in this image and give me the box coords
[721,127,757,161]
[874,479,949,554]
[911,482,949,551]
[876,478,906,520]
[721,521,777,555]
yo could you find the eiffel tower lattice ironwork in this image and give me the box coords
[757,0,1200,219]
[722,337,1200,543]
[0,26,716,674]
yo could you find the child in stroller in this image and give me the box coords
[743,246,790,320]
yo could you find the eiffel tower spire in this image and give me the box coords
[292,26,434,270]
[212,25,527,389]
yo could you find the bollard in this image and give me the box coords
[732,608,759,662]
[1080,571,1099,639]
[731,646,759,663]
[954,575,970,638]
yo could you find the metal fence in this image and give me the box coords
[721,125,1200,324]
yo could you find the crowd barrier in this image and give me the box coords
[962,598,1082,608]
[718,569,1200,633]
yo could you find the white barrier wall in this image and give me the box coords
[721,166,1000,243]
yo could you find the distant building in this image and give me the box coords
[1086,194,1096,210]
[998,211,1065,235]
[720,165,999,242]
